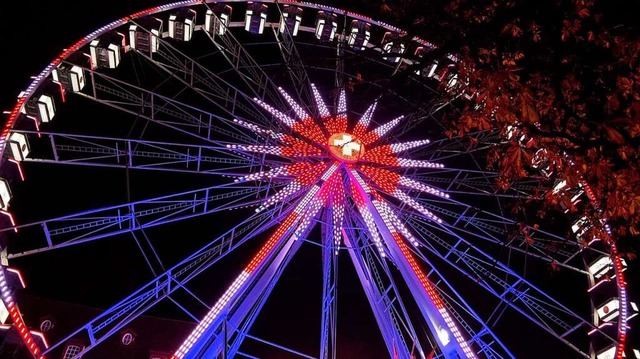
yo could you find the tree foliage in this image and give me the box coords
[349,0,640,253]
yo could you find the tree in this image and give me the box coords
[349,0,640,255]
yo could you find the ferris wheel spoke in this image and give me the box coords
[269,3,317,117]
[412,168,538,199]
[196,13,290,116]
[341,215,424,359]
[173,169,337,358]
[366,200,514,358]
[404,218,616,356]
[319,210,338,359]
[222,220,318,359]
[415,131,502,163]
[65,61,258,145]
[129,226,166,277]
[403,198,587,269]
[5,182,276,259]
[13,129,255,174]
[396,240,515,358]
[124,31,277,129]
[41,208,283,358]
[400,182,585,263]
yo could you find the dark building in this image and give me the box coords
[1,293,195,359]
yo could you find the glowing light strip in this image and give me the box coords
[292,195,325,241]
[396,158,444,168]
[359,165,400,193]
[349,170,372,194]
[353,101,378,137]
[392,190,443,223]
[398,177,449,199]
[278,87,310,120]
[349,179,386,258]
[291,166,339,242]
[389,140,431,153]
[337,89,347,115]
[331,177,346,252]
[355,202,387,258]
[254,97,297,127]
[226,144,286,156]
[0,267,45,359]
[173,166,339,358]
[0,210,18,232]
[235,166,288,182]
[232,119,286,141]
[236,163,315,183]
[611,243,629,359]
[373,115,403,138]
[6,268,26,289]
[330,89,349,134]
[579,182,629,358]
[256,181,303,212]
[392,234,476,359]
[7,159,25,181]
[171,268,250,358]
[291,119,327,145]
[311,84,331,118]
[374,200,419,246]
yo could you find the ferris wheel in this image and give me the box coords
[0,1,637,358]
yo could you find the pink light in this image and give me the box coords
[30,330,49,348]
[7,159,25,181]
[587,277,610,292]
[6,268,26,288]
[0,210,18,232]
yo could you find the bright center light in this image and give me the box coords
[328,132,365,162]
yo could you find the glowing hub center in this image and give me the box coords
[328,133,365,162]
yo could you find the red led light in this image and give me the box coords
[292,118,327,145]
[360,165,400,193]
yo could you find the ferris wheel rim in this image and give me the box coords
[0,1,632,359]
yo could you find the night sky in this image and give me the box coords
[1,1,639,359]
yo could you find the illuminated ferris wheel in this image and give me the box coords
[0,1,637,359]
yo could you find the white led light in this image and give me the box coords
[397,158,444,168]
[373,115,403,138]
[389,140,431,153]
[355,101,378,131]
[310,84,331,118]
[278,87,310,120]
[254,97,297,127]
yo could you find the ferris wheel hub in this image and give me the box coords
[327,132,365,163]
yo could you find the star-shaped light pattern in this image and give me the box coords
[172,85,476,359]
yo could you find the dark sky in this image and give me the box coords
[0,1,160,110]
[1,1,639,359]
